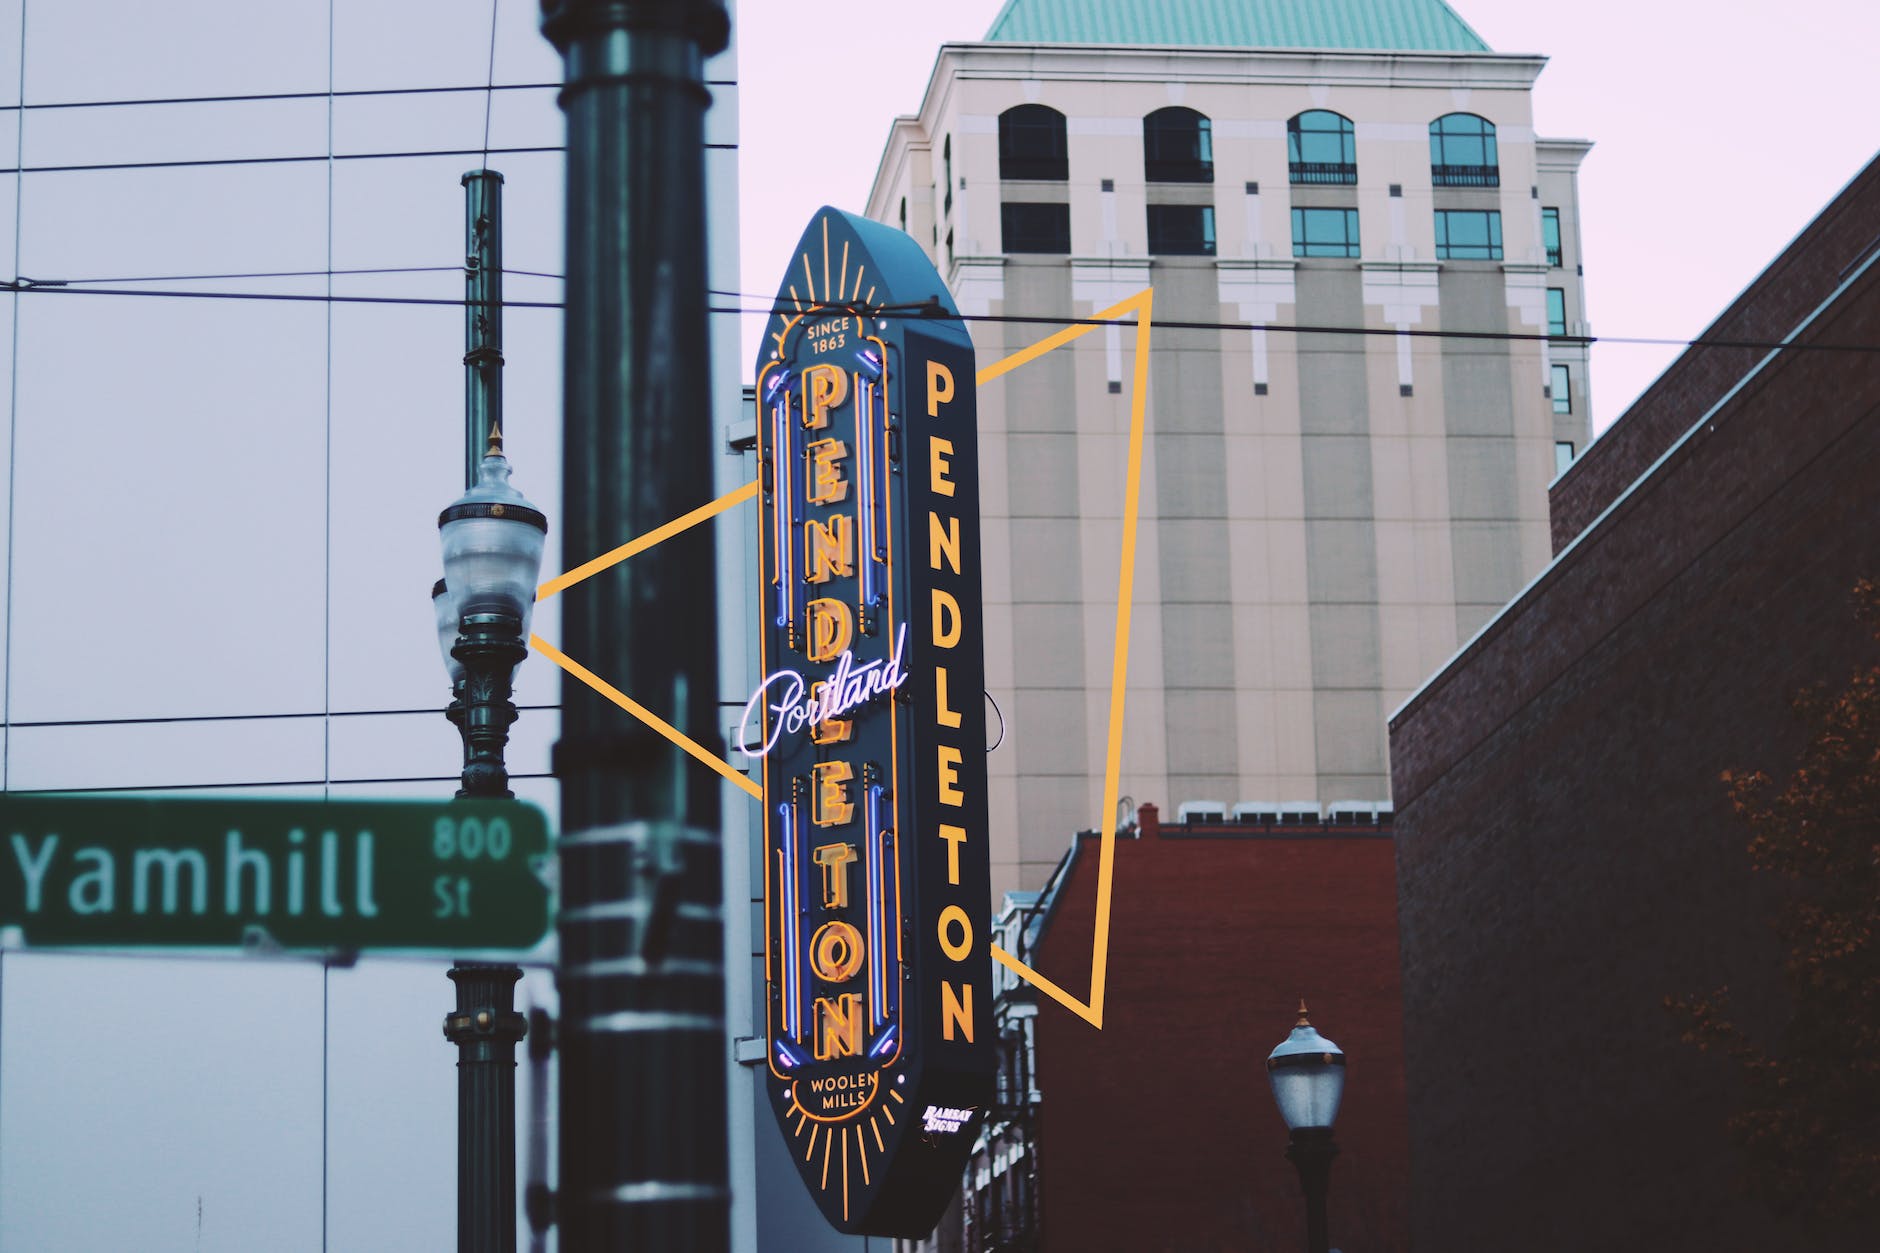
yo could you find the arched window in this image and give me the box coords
[942,135,954,214]
[1429,113,1498,187]
[999,105,1068,181]
[1287,110,1356,185]
[1143,107,1212,183]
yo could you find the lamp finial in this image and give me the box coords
[1296,999,1311,1027]
[486,422,504,457]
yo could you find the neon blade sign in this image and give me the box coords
[752,208,993,1237]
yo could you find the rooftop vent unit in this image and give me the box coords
[1277,800,1322,825]
[1232,801,1282,825]
[1177,800,1227,824]
[1326,800,1379,825]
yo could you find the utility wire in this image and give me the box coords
[0,145,565,176]
[0,82,560,112]
[4,704,561,729]
[3,0,25,798]
[2,280,1875,354]
[0,78,732,114]
[16,771,557,794]
[48,265,466,285]
[1,141,736,176]
[480,0,502,168]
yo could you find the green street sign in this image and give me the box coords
[0,796,552,952]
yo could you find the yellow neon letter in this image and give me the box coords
[937,746,964,807]
[805,514,854,584]
[806,598,854,663]
[810,920,866,982]
[932,588,961,648]
[929,437,955,496]
[941,982,974,1043]
[935,666,962,730]
[812,762,855,829]
[926,360,954,418]
[803,364,849,429]
[939,822,966,886]
[812,842,859,908]
[814,993,863,1059]
[807,438,849,505]
[937,905,973,962]
[929,511,960,574]
[809,682,852,746]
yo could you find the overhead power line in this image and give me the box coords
[0,78,734,114]
[10,771,556,795]
[0,142,735,176]
[0,82,562,112]
[2,279,1875,355]
[3,704,562,730]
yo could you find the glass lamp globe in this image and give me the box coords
[1266,1002,1346,1131]
[433,578,466,683]
[437,437,548,638]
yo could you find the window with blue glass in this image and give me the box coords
[1429,113,1499,187]
[1551,363,1572,414]
[1144,107,1213,183]
[1000,105,1069,181]
[1547,288,1567,336]
[1147,204,1215,255]
[1434,209,1502,260]
[1001,202,1071,254]
[1542,207,1563,266]
[1288,110,1356,185]
[1291,207,1361,258]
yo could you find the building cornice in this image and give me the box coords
[865,115,928,220]
[1535,136,1595,171]
[936,41,1547,94]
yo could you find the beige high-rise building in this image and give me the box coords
[864,0,1592,900]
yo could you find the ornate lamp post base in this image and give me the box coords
[454,611,528,800]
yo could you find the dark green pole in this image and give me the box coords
[447,168,526,1253]
[1286,1127,1338,1253]
[445,965,528,1253]
[539,1,731,1248]
[463,171,504,488]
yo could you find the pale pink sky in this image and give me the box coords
[738,0,1880,435]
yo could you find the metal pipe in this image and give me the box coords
[539,1,732,1248]
[464,170,505,488]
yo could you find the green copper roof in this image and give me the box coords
[984,0,1493,53]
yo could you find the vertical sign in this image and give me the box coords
[743,208,993,1235]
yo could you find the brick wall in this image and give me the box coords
[1390,172,1880,1249]
[1027,806,1410,1251]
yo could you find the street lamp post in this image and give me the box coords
[1267,1002,1346,1253]
[435,168,548,1253]
[539,1,732,1247]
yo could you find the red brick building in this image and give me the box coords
[1390,155,1880,1249]
[955,802,1410,1252]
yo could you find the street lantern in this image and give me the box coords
[1267,1001,1345,1253]
[432,578,466,683]
[437,427,547,799]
